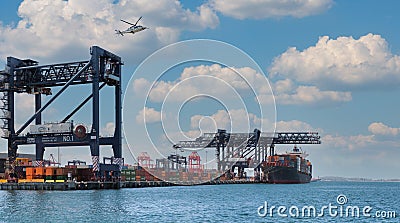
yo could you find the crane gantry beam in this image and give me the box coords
[14,61,92,88]
[174,129,321,171]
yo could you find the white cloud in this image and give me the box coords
[276,120,317,132]
[269,33,400,89]
[133,64,270,103]
[0,0,219,64]
[133,63,348,107]
[136,107,161,124]
[101,122,115,136]
[272,78,295,94]
[269,79,351,105]
[132,77,152,97]
[161,108,272,144]
[322,134,377,151]
[190,109,262,133]
[276,120,397,151]
[15,93,34,119]
[210,0,333,19]
[273,85,352,105]
[368,122,399,136]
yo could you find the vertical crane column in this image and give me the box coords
[34,94,44,167]
[90,49,100,174]
[216,129,226,171]
[112,62,123,171]
[6,57,17,178]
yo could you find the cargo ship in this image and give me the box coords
[263,146,312,184]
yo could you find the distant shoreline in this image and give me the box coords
[319,176,400,182]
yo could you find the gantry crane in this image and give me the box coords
[174,129,321,172]
[0,46,123,179]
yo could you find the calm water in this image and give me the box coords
[0,182,398,222]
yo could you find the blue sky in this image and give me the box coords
[1,0,400,179]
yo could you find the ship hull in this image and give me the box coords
[266,166,311,184]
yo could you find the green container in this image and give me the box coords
[122,170,137,177]
[56,175,66,180]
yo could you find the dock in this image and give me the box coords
[0,179,258,191]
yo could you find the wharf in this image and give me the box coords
[0,179,258,191]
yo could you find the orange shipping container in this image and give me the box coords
[26,167,35,176]
[35,167,45,176]
[56,168,65,176]
[16,158,30,166]
[45,167,57,176]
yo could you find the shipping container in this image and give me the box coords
[29,122,72,135]
[145,175,154,181]
[35,167,45,176]
[26,167,35,176]
[56,175,66,180]
[45,167,57,176]
[56,168,65,176]
[16,158,30,166]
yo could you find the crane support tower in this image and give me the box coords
[0,46,123,179]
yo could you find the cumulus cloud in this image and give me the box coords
[15,93,34,119]
[210,0,333,19]
[276,120,318,132]
[269,33,400,89]
[368,122,399,136]
[0,0,219,64]
[190,109,263,133]
[268,78,351,105]
[322,134,377,151]
[275,120,397,151]
[273,85,352,105]
[133,63,348,106]
[136,107,161,124]
[160,108,272,144]
[101,122,115,136]
[133,64,271,103]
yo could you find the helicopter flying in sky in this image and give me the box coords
[115,16,148,36]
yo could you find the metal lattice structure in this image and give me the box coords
[13,61,93,88]
[0,46,123,178]
[175,129,321,171]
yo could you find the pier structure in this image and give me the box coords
[0,46,123,179]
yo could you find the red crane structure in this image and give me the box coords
[188,151,202,173]
[137,152,153,168]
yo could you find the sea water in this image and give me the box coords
[0,182,398,222]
